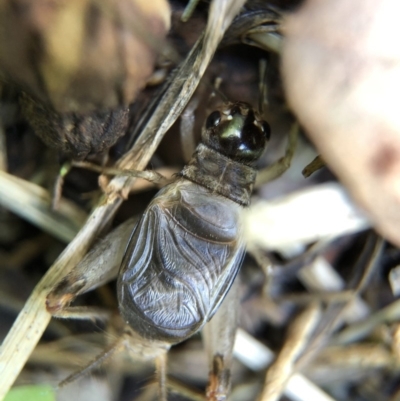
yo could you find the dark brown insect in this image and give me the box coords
[118,101,270,344]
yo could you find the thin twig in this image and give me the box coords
[258,303,321,401]
[298,256,370,323]
[295,235,384,370]
[233,329,337,401]
[0,170,87,242]
[333,298,400,346]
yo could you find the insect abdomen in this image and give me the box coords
[118,181,243,343]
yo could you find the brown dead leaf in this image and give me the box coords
[282,0,400,246]
[0,0,170,113]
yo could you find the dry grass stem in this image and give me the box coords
[0,170,87,242]
[258,303,321,401]
[234,329,336,401]
[296,236,384,371]
[334,298,400,346]
[298,257,370,323]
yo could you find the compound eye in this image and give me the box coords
[205,110,221,129]
[261,121,271,141]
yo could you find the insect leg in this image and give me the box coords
[255,122,299,186]
[302,155,325,178]
[155,351,168,401]
[180,76,223,162]
[46,217,136,315]
[123,328,171,400]
[180,95,201,162]
[71,161,173,187]
[202,280,239,401]
[247,246,274,298]
[258,59,269,115]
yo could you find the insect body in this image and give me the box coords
[118,102,270,344]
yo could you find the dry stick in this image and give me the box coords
[0,171,87,243]
[0,201,119,400]
[295,235,384,371]
[310,343,397,374]
[298,257,370,323]
[234,329,336,401]
[0,0,245,397]
[258,303,321,401]
[181,0,201,22]
[333,298,400,346]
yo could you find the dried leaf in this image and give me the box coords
[282,0,400,246]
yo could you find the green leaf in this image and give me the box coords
[4,385,55,401]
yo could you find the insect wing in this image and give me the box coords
[118,183,245,342]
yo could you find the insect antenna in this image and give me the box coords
[258,58,269,115]
[209,77,229,103]
[180,76,228,161]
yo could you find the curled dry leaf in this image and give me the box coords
[20,93,130,159]
[0,0,171,113]
[281,0,400,246]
